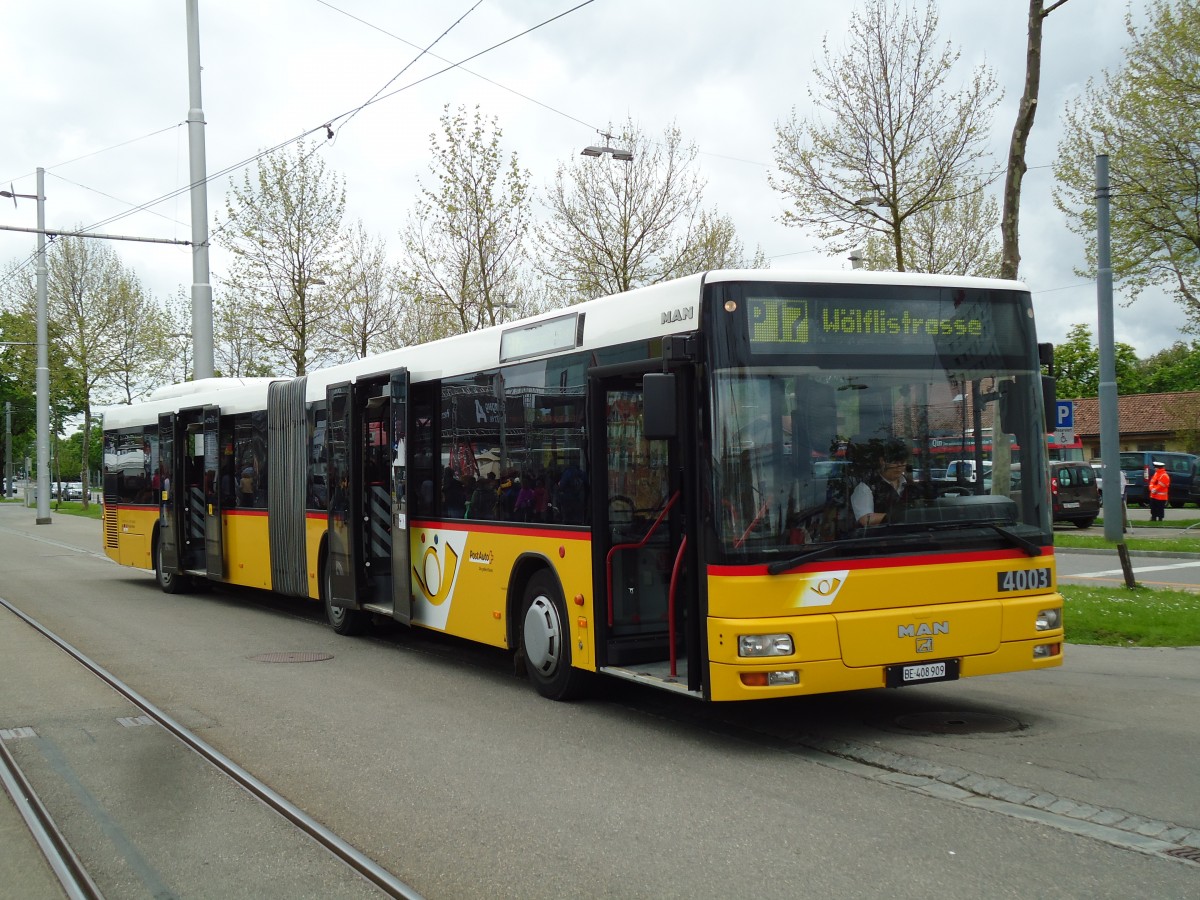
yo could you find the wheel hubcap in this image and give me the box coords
[523,595,561,676]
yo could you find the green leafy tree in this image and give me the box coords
[401,105,533,337]
[0,308,37,474]
[217,140,347,375]
[1054,323,1143,397]
[1137,340,1200,392]
[770,0,1000,272]
[43,235,141,506]
[1054,0,1200,327]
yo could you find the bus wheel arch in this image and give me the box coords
[513,561,589,701]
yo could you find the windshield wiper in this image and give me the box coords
[766,541,852,575]
[983,522,1043,556]
[892,518,1043,556]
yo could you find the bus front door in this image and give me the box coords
[591,367,699,691]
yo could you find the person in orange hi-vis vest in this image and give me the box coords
[1148,460,1170,522]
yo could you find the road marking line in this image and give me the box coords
[1071,560,1200,577]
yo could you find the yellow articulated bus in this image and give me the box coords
[102,269,1063,701]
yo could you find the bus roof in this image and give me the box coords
[101,268,1031,430]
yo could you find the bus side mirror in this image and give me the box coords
[1041,376,1057,433]
[643,373,678,440]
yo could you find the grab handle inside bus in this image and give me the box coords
[642,373,677,440]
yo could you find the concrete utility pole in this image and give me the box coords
[1095,155,1122,544]
[4,401,11,498]
[35,168,51,524]
[186,0,215,379]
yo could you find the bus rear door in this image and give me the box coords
[389,368,412,625]
[157,412,182,576]
[202,404,224,579]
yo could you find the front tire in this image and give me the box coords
[520,571,589,701]
[155,536,190,594]
[323,554,369,636]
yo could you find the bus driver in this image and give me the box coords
[851,438,915,527]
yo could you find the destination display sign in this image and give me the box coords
[743,292,1027,359]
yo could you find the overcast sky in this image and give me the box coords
[1,0,1186,359]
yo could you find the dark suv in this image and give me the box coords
[1120,451,1197,508]
[1050,461,1100,528]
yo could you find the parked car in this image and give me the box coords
[1050,461,1100,528]
[1188,458,1200,508]
[942,459,992,483]
[50,482,84,501]
[1119,451,1197,508]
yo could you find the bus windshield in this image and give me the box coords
[707,281,1051,563]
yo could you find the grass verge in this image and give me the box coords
[1,499,104,519]
[1061,584,1200,646]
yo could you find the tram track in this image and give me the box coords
[0,596,424,900]
[0,736,103,900]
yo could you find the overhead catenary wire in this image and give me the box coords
[0,1,600,295]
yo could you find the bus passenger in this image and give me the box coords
[469,472,499,519]
[441,467,465,518]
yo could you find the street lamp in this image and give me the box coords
[581,131,633,162]
[2,172,51,524]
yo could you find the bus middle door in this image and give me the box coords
[325,382,365,609]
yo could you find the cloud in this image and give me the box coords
[0,0,1187,359]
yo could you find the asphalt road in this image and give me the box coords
[0,503,1196,898]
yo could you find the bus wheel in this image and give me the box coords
[155,537,189,594]
[521,571,588,701]
[323,558,368,636]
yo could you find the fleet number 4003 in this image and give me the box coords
[998,567,1052,592]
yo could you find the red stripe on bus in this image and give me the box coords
[410,519,592,541]
[707,546,1054,577]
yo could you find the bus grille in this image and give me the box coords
[103,504,119,549]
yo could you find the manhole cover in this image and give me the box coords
[249,651,334,663]
[893,711,1021,734]
[1164,846,1200,864]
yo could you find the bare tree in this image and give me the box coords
[770,0,1001,271]
[400,105,532,335]
[217,141,347,376]
[329,221,406,359]
[45,235,134,506]
[861,179,1002,275]
[106,277,176,403]
[540,120,725,298]
[1000,0,1073,280]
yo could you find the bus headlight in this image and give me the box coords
[1035,608,1061,631]
[738,634,794,657]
